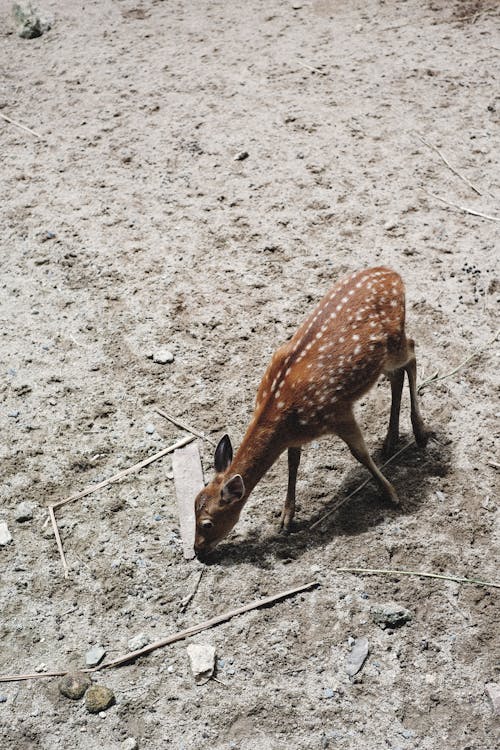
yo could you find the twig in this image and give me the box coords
[155,407,216,445]
[415,132,482,195]
[180,569,204,612]
[0,112,44,139]
[0,580,319,683]
[296,60,327,75]
[44,435,195,523]
[417,329,500,394]
[336,567,500,589]
[425,191,500,222]
[310,440,414,529]
[487,460,500,470]
[49,506,68,579]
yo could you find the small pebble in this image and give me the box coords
[128,632,149,651]
[145,424,155,435]
[59,671,91,700]
[234,150,249,161]
[7,410,19,418]
[187,643,216,684]
[152,350,174,364]
[0,696,7,703]
[371,602,412,629]
[0,522,12,547]
[14,501,35,523]
[346,637,369,677]
[485,683,500,715]
[153,514,162,521]
[323,687,335,699]
[85,685,115,713]
[85,645,106,667]
[122,739,139,750]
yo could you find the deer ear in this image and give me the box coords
[214,434,233,473]
[220,474,245,505]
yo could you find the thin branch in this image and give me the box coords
[49,506,68,579]
[46,435,195,519]
[155,407,216,445]
[425,191,500,222]
[336,567,500,589]
[310,440,414,529]
[415,132,482,195]
[296,60,327,75]
[0,580,319,683]
[417,329,500,394]
[180,569,204,612]
[487,460,500,470]
[0,112,44,139]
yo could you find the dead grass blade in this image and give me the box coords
[337,567,500,589]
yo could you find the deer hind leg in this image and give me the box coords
[335,412,400,506]
[404,339,432,447]
[279,446,301,533]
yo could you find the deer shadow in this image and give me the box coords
[205,433,452,568]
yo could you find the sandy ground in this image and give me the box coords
[1,0,499,748]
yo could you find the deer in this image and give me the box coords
[194,266,431,557]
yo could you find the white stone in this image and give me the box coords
[187,643,216,685]
[346,637,369,677]
[14,501,35,523]
[122,739,139,750]
[153,349,174,364]
[85,645,106,667]
[0,522,12,546]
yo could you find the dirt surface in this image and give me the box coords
[1,1,499,748]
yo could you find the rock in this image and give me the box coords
[485,683,500,715]
[14,501,35,523]
[0,523,13,547]
[0,695,7,703]
[234,150,249,161]
[128,632,149,651]
[85,685,115,713]
[59,671,91,700]
[346,637,369,677]
[13,3,51,39]
[85,645,106,667]
[145,423,155,434]
[186,643,216,685]
[323,687,335,699]
[152,349,174,364]
[122,739,139,750]
[7,410,19,418]
[371,602,412,629]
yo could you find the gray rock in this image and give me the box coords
[14,501,35,523]
[7,410,19,418]
[122,739,139,750]
[85,684,115,713]
[0,522,13,547]
[485,682,500,715]
[145,424,155,435]
[234,150,249,161]
[187,642,216,685]
[13,3,51,39]
[0,695,7,703]
[371,602,413,629]
[85,645,106,667]
[152,349,174,364]
[128,632,149,651]
[346,637,369,677]
[59,671,91,700]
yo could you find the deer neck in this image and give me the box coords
[229,418,285,499]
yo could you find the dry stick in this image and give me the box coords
[310,440,414,530]
[48,506,68,579]
[488,460,500,470]
[180,569,205,612]
[415,132,482,195]
[0,112,44,139]
[296,60,327,75]
[0,580,319,683]
[155,407,216,446]
[44,435,195,523]
[425,191,500,222]
[336,567,500,590]
[417,329,500,394]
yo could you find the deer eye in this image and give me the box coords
[201,519,213,530]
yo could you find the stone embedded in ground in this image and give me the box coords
[0,522,13,546]
[14,501,35,522]
[13,3,51,39]
[371,602,413,629]
[186,643,216,685]
[59,671,91,700]
[485,683,500,715]
[85,685,115,713]
[122,738,139,750]
[152,349,174,364]
[346,637,369,677]
[128,632,150,651]
[85,645,106,667]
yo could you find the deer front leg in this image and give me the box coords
[383,367,405,457]
[279,447,301,533]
